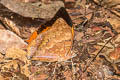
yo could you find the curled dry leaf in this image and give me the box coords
[27,18,75,62]
[0,30,27,54]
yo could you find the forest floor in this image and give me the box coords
[0,0,120,80]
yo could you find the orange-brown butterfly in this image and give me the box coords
[28,18,74,62]
[27,18,75,62]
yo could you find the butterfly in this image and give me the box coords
[26,17,75,62]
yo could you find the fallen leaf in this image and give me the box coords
[109,47,120,61]
[94,0,120,8]
[63,70,73,80]
[5,47,27,61]
[21,64,31,77]
[0,75,5,80]
[0,30,27,54]
[0,0,64,20]
[107,16,120,33]
[85,12,93,20]
[75,31,84,41]
[0,59,30,79]
[1,60,20,72]
[30,73,49,80]
[4,47,30,77]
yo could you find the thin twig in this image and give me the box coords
[83,33,118,72]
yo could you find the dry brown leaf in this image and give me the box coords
[75,31,84,41]
[0,75,5,80]
[0,30,27,54]
[64,0,75,8]
[107,16,120,33]
[0,59,30,78]
[75,0,86,8]
[5,47,30,77]
[63,70,73,80]
[5,48,27,61]
[85,12,93,20]
[109,47,120,61]
[1,60,19,72]
[0,0,64,20]
[21,64,31,77]
[30,73,49,80]
[94,0,120,8]
[29,66,49,80]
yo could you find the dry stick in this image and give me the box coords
[83,33,118,73]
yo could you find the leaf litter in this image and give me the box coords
[0,0,120,80]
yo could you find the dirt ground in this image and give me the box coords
[0,0,120,80]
